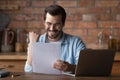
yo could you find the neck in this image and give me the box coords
[47,32,63,42]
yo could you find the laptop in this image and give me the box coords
[65,49,115,77]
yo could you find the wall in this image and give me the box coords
[0,0,120,49]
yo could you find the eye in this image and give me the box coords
[46,22,52,26]
[55,23,62,27]
[45,22,62,27]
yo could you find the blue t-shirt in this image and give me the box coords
[24,32,86,72]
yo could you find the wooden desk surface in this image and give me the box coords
[3,72,120,80]
[2,61,120,80]
[0,52,120,61]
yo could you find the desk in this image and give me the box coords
[0,52,120,73]
[1,60,120,80]
[2,72,120,80]
[0,52,26,72]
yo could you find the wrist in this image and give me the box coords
[28,43,34,47]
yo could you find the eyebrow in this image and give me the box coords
[45,21,62,24]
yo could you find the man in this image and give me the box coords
[24,4,86,73]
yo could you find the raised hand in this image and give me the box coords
[27,32,39,66]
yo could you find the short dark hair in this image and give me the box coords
[44,4,66,25]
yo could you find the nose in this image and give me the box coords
[49,24,55,30]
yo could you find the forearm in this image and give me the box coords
[25,32,39,71]
[26,43,33,66]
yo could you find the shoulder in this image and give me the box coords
[38,33,46,42]
[63,33,86,47]
[63,33,82,42]
[40,33,46,38]
[62,33,86,49]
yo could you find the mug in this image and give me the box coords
[1,28,15,52]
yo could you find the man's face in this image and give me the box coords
[44,13,64,41]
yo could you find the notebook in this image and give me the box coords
[64,49,115,77]
[32,42,61,74]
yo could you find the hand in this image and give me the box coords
[29,32,39,44]
[53,60,70,72]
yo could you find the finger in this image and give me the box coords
[53,61,65,70]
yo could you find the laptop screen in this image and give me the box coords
[75,49,115,77]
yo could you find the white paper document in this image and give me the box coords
[32,42,61,74]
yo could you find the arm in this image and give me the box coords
[25,32,39,72]
[53,37,86,73]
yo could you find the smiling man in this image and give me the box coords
[45,13,63,42]
[24,4,86,73]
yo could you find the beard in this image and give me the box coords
[47,30,62,40]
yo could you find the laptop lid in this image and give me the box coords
[75,49,115,77]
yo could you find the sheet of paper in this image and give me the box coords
[32,42,61,74]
